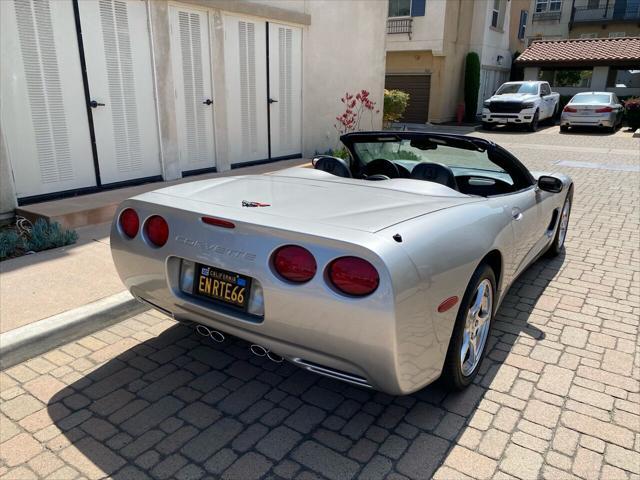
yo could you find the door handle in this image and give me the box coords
[89,100,105,108]
[203,99,213,106]
[512,208,523,221]
[268,98,278,104]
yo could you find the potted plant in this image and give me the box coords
[623,97,640,130]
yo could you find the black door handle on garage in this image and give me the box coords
[203,99,213,106]
[89,100,105,108]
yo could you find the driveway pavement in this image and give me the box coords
[0,128,638,479]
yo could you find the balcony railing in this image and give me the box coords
[532,10,562,21]
[387,18,413,38]
[572,3,640,24]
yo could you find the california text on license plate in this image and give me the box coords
[195,264,252,310]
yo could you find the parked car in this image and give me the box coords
[561,92,624,133]
[482,81,560,132]
[110,132,573,395]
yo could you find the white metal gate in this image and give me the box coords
[169,5,216,174]
[0,0,96,198]
[478,68,510,114]
[78,0,161,185]
[223,15,269,165]
[268,22,302,159]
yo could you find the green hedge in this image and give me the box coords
[464,52,480,122]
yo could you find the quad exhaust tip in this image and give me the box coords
[250,344,284,363]
[195,324,225,343]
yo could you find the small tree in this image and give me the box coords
[334,90,379,136]
[383,89,410,127]
[464,52,480,122]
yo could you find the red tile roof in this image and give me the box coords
[515,37,640,66]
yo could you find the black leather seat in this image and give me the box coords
[314,156,352,178]
[410,162,458,190]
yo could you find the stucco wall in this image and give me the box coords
[509,0,529,54]
[525,0,571,43]
[0,121,17,218]
[385,0,447,54]
[301,0,386,155]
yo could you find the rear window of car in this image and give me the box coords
[570,94,611,104]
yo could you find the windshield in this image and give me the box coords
[570,94,611,105]
[352,139,510,180]
[496,83,539,95]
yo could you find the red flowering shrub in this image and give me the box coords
[334,90,380,135]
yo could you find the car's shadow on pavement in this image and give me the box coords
[47,253,565,480]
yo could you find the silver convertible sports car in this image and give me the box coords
[111,132,573,395]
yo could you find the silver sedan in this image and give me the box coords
[561,92,624,132]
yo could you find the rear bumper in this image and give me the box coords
[561,112,615,127]
[110,200,454,395]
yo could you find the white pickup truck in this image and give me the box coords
[481,81,560,131]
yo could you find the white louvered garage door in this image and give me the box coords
[78,0,161,185]
[0,0,96,198]
[223,15,269,165]
[268,22,302,159]
[169,5,216,174]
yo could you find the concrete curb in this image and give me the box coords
[0,291,147,370]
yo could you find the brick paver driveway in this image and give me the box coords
[1,125,638,479]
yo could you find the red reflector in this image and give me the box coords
[119,208,139,238]
[595,106,613,113]
[145,215,169,247]
[328,256,379,296]
[202,217,235,229]
[563,106,577,113]
[273,245,317,283]
[437,296,459,313]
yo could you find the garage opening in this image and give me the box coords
[384,74,431,124]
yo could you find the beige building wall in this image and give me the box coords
[386,0,447,53]
[385,51,447,122]
[509,0,529,53]
[301,0,386,154]
[569,23,640,38]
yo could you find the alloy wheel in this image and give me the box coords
[460,279,493,377]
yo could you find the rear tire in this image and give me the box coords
[441,264,496,390]
[482,122,494,130]
[546,186,573,257]
[560,125,569,132]
[528,111,539,132]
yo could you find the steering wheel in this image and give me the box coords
[363,158,400,179]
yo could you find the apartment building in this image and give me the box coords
[524,0,640,43]
[0,0,386,215]
[384,0,529,123]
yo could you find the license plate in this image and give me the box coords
[194,264,252,310]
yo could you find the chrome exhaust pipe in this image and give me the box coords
[195,324,225,343]
[250,344,283,363]
[267,351,284,363]
[250,344,268,357]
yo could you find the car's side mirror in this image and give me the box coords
[537,175,563,193]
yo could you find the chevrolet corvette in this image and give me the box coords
[110,132,572,395]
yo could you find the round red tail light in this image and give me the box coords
[145,215,169,247]
[119,208,139,238]
[273,245,317,283]
[328,256,379,296]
